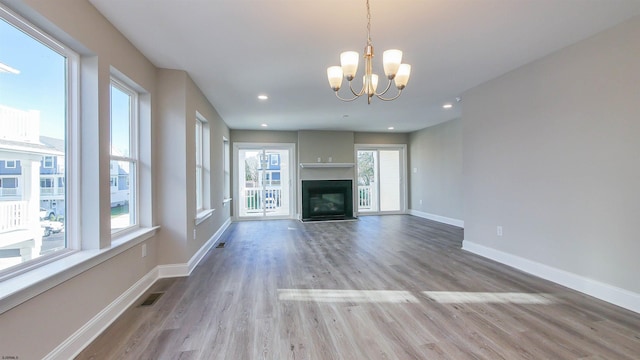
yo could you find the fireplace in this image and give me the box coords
[301,180,354,221]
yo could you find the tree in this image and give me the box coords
[357,151,374,186]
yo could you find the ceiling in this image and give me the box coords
[89,0,640,133]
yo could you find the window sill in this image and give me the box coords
[195,209,215,225]
[0,226,159,315]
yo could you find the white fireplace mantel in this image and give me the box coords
[299,163,354,168]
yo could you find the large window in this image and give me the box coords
[195,117,204,212]
[110,79,138,233]
[223,137,231,201]
[195,113,211,219]
[0,6,75,273]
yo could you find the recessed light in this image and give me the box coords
[258,95,268,100]
[442,103,453,109]
[261,123,268,127]
[388,127,395,130]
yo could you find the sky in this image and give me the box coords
[1,15,131,155]
[0,17,66,140]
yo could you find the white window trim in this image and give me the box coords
[223,136,231,203]
[0,4,80,278]
[5,160,16,169]
[43,156,54,168]
[0,226,159,315]
[110,77,140,235]
[195,116,204,213]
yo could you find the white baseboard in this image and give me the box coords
[409,209,464,228]
[187,218,231,275]
[47,218,232,359]
[44,267,159,360]
[462,240,640,314]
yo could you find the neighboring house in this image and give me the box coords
[38,136,65,219]
[109,159,130,207]
[0,105,61,265]
[263,153,281,186]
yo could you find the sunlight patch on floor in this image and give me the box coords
[423,291,556,304]
[278,289,419,303]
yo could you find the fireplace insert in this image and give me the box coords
[301,180,354,221]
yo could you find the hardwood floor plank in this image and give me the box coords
[77,215,640,359]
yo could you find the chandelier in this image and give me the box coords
[326,0,411,104]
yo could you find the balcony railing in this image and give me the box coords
[40,187,65,197]
[0,188,20,197]
[244,187,282,211]
[0,201,28,233]
[358,185,373,210]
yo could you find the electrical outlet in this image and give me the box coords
[193,229,197,240]
[142,243,147,258]
[419,199,423,205]
[413,167,418,173]
[497,226,503,237]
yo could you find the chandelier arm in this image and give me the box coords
[374,78,393,97]
[375,89,403,101]
[335,91,361,102]
[348,80,366,97]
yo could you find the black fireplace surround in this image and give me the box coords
[301,180,354,221]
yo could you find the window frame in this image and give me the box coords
[223,137,231,202]
[109,77,140,234]
[5,160,16,169]
[0,3,79,280]
[43,156,54,168]
[195,116,204,213]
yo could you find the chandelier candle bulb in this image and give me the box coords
[327,66,344,90]
[340,51,359,80]
[383,49,402,78]
[394,64,411,89]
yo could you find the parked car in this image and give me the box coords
[40,219,64,237]
[40,207,57,220]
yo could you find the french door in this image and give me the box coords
[235,143,295,219]
[356,145,406,214]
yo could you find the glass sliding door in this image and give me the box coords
[356,145,406,214]
[236,144,294,219]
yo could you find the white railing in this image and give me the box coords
[244,187,282,211]
[0,187,20,197]
[0,201,28,233]
[0,104,40,143]
[358,185,372,210]
[40,187,64,197]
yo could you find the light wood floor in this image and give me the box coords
[77,215,640,359]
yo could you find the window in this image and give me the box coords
[0,177,19,196]
[223,137,230,201]
[0,5,76,274]
[194,113,211,221]
[43,156,54,168]
[195,117,204,212]
[40,177,54,195]
[110,79,138,233]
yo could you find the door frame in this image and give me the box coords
[233,142,296,220]
[354,144,407,215]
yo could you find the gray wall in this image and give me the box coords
[0,1,231,358]
[462,16,640,294]
[408,119,463,221]
[355,132,410,145]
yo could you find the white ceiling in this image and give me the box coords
[89,0,640,133]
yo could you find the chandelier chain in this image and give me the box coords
[366,0,372,45]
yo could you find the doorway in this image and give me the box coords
[235,143,295,219]
[356,145,406,214]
